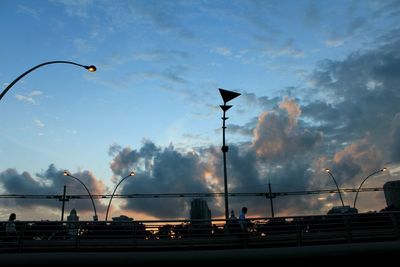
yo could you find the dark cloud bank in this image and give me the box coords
[2,35,400,219]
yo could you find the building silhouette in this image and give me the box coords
[190,198,211,222]
[383,180,400,209]
[66,208,79,239]
[327,205,358,214]
[67,208,79,221]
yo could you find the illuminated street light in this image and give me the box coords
[353,168,387,209]
[325,169,345,208]
[105,171,135,221]
[0,61,96,102]
[219,88,241,220]
[63,171,98,221]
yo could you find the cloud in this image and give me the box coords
[212,47,232,57]
[17,5,40,19]
[50,0,93,18]
[252,97,322,161]
[264,39,305,58]
[109,141,215,218]
[15,90,43,104]
[0,164,107,220]
[133,49,189,62]
[325,38,344,47]
[34,118,45,128]
[240,91,279,110]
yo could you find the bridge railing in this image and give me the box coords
[1,211,399,253]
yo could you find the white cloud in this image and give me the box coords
[15,91,43,104]
[50,0,93,18]
[34,118,45,128]
[213,46,232,57]
[265,39,305,58]
[325,38,344,47]
[17,5,40,19]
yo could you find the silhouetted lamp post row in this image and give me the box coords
[325,167,387,210]
[63,171,98,221]
[353,168,387,209]
[324,169,345,208]
[219,88,241,220]
[105,171,136,221]
[0,61,96,102]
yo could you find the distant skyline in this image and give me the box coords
[1,0,400,221]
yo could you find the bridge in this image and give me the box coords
[1,211,400,265]
[1,211,399,251]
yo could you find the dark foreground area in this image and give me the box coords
[1,240,400,266]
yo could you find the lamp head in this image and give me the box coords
[86,65,96,72]
[325,168,331,173]
[63,171,70,176]
[130,171,135,176]
[219,88,241,103]
[382,167,387,172]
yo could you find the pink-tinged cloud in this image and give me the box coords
[252,97,322,161]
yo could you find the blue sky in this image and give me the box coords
[1,0,400,221]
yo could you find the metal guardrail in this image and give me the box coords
[0,187,383,199]
[1,211,399,253]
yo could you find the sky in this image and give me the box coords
[1,0,400,221]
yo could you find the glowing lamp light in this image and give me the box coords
[86,65,97,72]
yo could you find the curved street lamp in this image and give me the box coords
[325,169,345,208]
[63,171,98,221]
[353,168,387,209]
[105,171,135,221]
[1,61,96,102]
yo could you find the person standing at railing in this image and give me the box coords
[227,209,240,234]
[5,213,17,236]
[239,207,248,232]
[238,207,249,247]
[5,213,17,250]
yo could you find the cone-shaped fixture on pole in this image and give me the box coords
[220,105,232,112]
[219,88,241,103]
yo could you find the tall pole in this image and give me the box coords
[63,171,98,221]
[105,171,135,221]
[219,88,241,220]
[268,182,275,218]
[325,169,345,208]
[60,185,68,222]
[353,168,386,209]
[221,105,229,220]
[1,61,96,102]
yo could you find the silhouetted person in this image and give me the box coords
[230,210,237,220]
[239,207,248,232]
[238,207,249,246]
[227,209,239,233]
[5,213,17,250]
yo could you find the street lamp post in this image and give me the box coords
[219,88,241,220]
[353,168,387,209]
[325,169,345,208]
[1,61,96,102]
[63,171,98,221]
[105,171,135,221]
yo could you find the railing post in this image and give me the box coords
[17,222,27,253]
[389,212,400,240]
[294,218,302,246]
[74,222,80,251]
[343,215,352,243]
